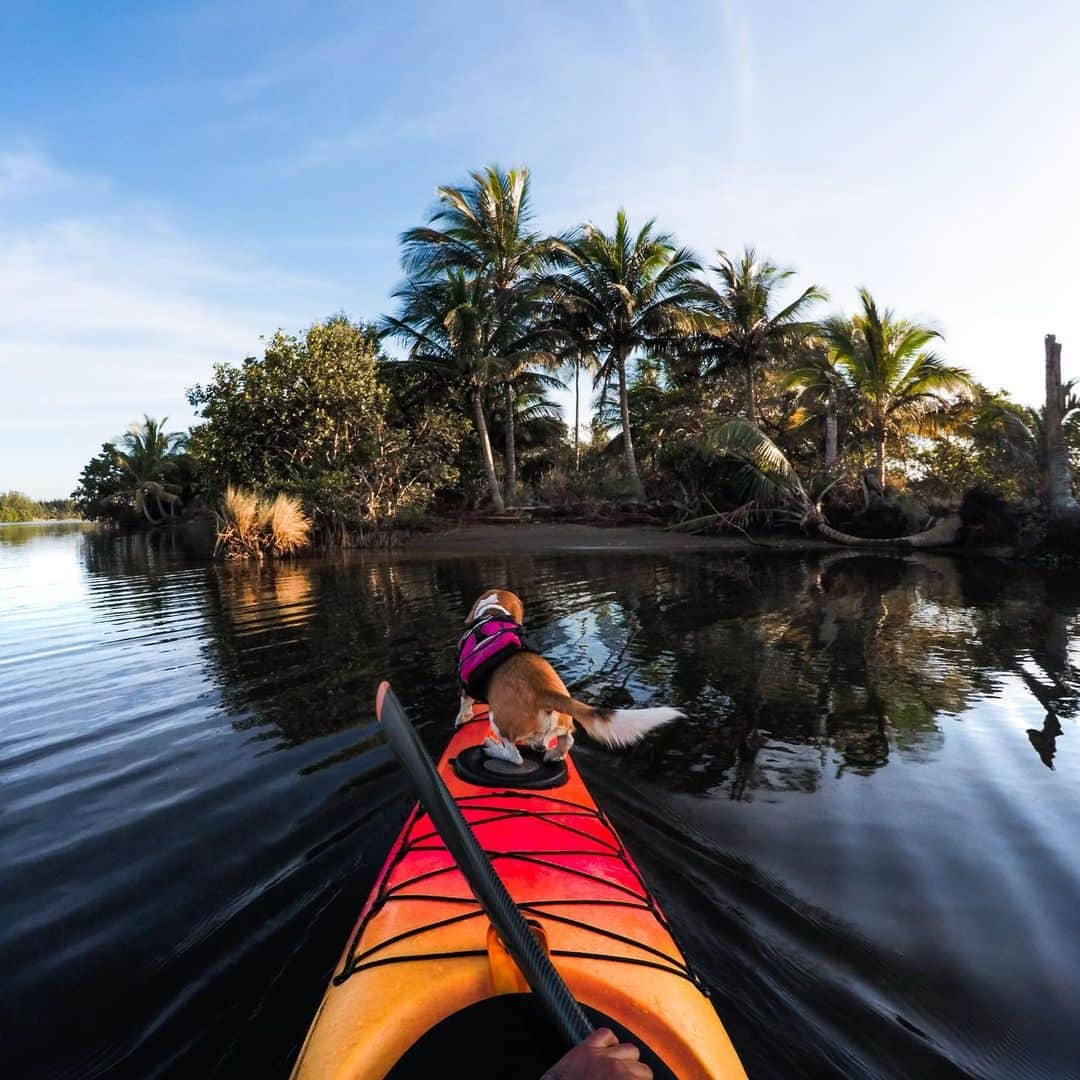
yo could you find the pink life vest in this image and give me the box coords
[458,612,533,701]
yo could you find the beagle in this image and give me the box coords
[456,589,681,764]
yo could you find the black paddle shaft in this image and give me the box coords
[375,682,594,1050]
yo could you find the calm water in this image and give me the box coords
[3,523,1079,1079]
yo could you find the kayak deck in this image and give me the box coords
[292,709,746,1079]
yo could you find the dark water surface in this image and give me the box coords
[3,523,1079,1079]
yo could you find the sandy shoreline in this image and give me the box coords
[399,520,836,556]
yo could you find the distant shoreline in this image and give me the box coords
[0,518,85,526]
[397,519,1030,560]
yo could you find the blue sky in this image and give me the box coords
[3,0,1079,498]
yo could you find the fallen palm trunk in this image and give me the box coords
[672,508,962,548]
[697,419,965,550]
[815,514,962,548]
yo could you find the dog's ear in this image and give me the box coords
[465,591,500,624]
[497,590,525,623]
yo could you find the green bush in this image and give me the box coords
[187,316,466,542]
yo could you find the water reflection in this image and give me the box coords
[4,524,1079,1078]
[0,521,89,547]
[1027,712,1063,769]
[198,560,471,761]
[161,542,1080,797]
[79,524,213,577]
[586,554,960,795]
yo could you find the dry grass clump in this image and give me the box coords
[218,486,262,556]
[216,486,311,559]
[260,492,311,555]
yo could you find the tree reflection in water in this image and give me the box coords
[98,539,1080,796]
[622,552,1080,795]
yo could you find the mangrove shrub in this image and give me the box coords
[187,316,465,542]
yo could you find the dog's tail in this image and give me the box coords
[538,692,682,748]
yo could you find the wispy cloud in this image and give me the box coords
[0,150,342,497]
[0,149,109,200]
[295,110,456,170]
[217,70,279,105]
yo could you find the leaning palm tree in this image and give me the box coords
[401,166,555,506]
[695,418,962,547]
[545,211,702,501]
[112,415,185,524]
[819,289,975,489]
[380,271,506,511]
[691,248,825,425]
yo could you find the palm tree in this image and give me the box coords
[380,271,506,511]
[590,371,677,480]
[971,380,1080,481]
[546,211,702,501]
[401,166,554,506]
[549,304,600,472]
[489,282,562,505]
[489,369,567,485]
[691,248,825,425]
[700,417,823,528]
[784,341,848,472]
[819,289,974,489]
[112,415,185,524]
[566,347,598,471]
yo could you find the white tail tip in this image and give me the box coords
[582,706,683,748]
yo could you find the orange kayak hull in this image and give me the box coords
[292,709,746,1079]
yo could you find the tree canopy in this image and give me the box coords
[65,163,1075,547]
[0,491,79,522]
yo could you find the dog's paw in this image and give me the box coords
[543,732,574,761]
[482,735,524,765]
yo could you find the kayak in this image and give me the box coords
[292,705,747,1079]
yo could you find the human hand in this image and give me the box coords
[540,1027,653,1079]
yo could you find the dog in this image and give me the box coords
[456,589,681,764]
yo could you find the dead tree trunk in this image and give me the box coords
[1044,334,1080,535]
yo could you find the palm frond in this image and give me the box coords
[699,417,812,510]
